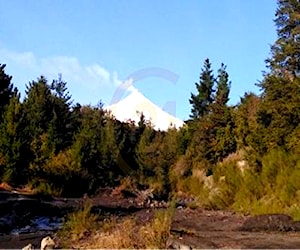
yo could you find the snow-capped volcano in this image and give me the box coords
[105,89,184,131]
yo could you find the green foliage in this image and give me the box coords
[135,126,181,197]
[232,170,263,212]
[266,0,300,76]
[196,148,300,220]
[257,76,300,153]
[31,180,63,197]
[70,107,121,192]
[208,161,242,209]
[23,75,75,167]
[234,92,260,149]
[24,76,53,139]
[48,75,74,153]
[187,61,236,173]
[0,93,29,184]
[256,0,300,155]
[0,64,14,120]
[189,58,215,120]
[59,200,99,245]
[140,201,175,249]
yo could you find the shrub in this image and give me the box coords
[58,200,98,246]
[232,170,263,212]
[112,176,137,197]
[139,204,175,249]
[208,161,242,209]
[35,182,62,197]
[77,201,176,249]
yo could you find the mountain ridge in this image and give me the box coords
[105,90,184,131]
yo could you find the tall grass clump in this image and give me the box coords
[58,200,98,247]
[89,217,137,249]
[29,179,62,197]
[232,148,300,220]
[81,201,176,249]
[139,202,175,248]
[254,149,300,217]
[192,148,300,220]
[208,161,243,209]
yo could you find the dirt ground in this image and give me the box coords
[0,189,300,249]
[170,209,300,249]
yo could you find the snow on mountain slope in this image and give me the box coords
[105,89,184,131]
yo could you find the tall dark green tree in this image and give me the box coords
[0,64,14,120]
[22,76,55,171]
[48,75,74,153]
[233,92,260,149]
[23,76,53,138]
[258,76,300,150]
[213,63,230,109]
[71,106,121,191]
[189,58,215,119]
[257,0,300,153]
[187,63,235,173]
[0,91,29,184]
[266,0,300,77]
[209,64,236,162]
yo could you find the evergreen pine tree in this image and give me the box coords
[257,0,300,152]
[189,58,215,119]
[266,0,300,77]
[209,64,236,161]
[210,63,231,121]
[0,64,14,120]
[48,75,74,153]
[234,92,260,149]
[0,92,29,184]
[23,76,53,139]
[187,63,235,171]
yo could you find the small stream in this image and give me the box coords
[0,191,77,236]
[0,193,141,236]
[10,216,63,235]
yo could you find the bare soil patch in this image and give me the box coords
[0,190,300,249]
[170,209,300,249]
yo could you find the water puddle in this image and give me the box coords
[10,216,63,235]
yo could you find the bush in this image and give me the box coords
[70,201,176,249]
[232,170,263,212]
[139,203,175,249]
[58,200,99,246]
[208,161,242,209]
[112,176,137,197]
[35,182,62,197]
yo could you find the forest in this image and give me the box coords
[0,0,300,219]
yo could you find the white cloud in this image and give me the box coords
[0,48,136,105]
[0,49,36,68]
[116,77,137,92]
[86,64,110,83]
[0,48,123,89]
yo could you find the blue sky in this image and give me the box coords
[0,0,277,120]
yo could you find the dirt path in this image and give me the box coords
[170,209,300,249]
[1,189,300,249]
[1,208,300,249]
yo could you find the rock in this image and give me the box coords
[22,243,34,250]
[41,236,55,250]
[168,239,193,249]
[240,214,300,232]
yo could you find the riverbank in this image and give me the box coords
[1,189,300,249]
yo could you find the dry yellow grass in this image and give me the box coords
[81,209,174,249]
